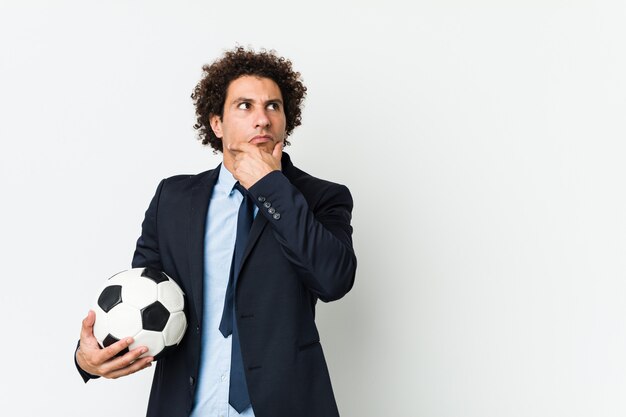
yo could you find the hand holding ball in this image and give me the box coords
[92,267,188,360]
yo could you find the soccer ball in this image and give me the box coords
[93,267,187,360]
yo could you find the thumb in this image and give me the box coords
[80,310,98,346]
[83,310,95,328]
[272,141,283,161]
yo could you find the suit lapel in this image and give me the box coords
[239,213,268,277]
[188,166,220,325]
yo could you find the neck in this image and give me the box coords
[221,151,236,175]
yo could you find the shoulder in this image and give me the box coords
[283,155,353,210]
[287,163,349,194]
[158,166,219,193]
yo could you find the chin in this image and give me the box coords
[256,142,275,152]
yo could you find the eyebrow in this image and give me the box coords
[231,97,284,105]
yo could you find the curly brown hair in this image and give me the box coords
[191,47,307,153]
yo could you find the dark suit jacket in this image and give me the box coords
[79,153,356,417]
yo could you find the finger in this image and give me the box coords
[80,311,99,348]
[80,310,95,338]
[105,356,154,380]
[272,141,283,161]
[100,346,150,375]
[94,337,134,364]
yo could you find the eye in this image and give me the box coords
[267,102,280,111]
[237,102,251,110]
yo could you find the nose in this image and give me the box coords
[254,108,270,129]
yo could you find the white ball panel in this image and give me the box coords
[106,268,142,286]
[162,311,187,346]
[92,306,109,346]
[132,330,165,358]
[157,281,185,312]
[122,276,158,309]
[106,303,143,338]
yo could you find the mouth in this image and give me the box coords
[249,135,273,145]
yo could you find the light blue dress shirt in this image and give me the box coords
[190,165,256,417]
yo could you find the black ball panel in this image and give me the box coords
[141,301,170,332]
[102,334,129,358]
[141,267,169,284]
[102,334,118,347]
[98,285,123,313]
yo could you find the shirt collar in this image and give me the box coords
[215,164,238,196]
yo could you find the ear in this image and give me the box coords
[209,114,223,138]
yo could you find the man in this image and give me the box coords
[75,47,357,417]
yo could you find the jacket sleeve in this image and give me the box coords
[131,179,166,269]
[248,171,357,302]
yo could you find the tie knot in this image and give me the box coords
[233,182,246,196]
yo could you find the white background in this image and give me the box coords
[1,1,625,416]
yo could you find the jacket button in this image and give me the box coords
[196,325,200,334]
[258,196,266,202]
[189,376,195,386]
[273,213,281,220]
[268,207,276,214]
[263,201,271,208]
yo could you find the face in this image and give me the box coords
[210,75,286,165]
